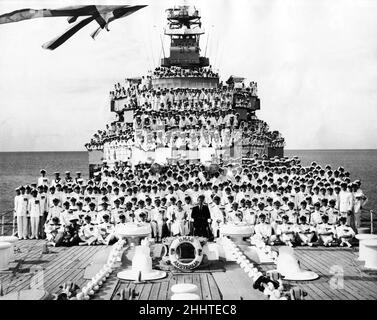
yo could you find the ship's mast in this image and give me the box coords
[161,5,209,68]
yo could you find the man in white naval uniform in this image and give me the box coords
[338,183,354,230]
[209,196,224,238]
[28,190,42,239]
[37,169,49,187]
[14,187,28,240]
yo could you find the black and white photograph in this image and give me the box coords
[0,0,377,306]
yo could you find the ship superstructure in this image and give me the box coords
[85,5,285,177]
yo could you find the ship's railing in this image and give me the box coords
[0,210,14,236]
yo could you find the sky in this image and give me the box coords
[0,0,376,151]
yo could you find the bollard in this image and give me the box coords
[42,243,49,254]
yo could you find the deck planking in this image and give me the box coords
[1,240,377,300]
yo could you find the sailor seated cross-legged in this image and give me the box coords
[276,215,296,247]
[310,202,323,227]
[316,215,336,247]
[59,217,81,247]
[98,214,116,245]
[253,214,274,245]
[150,198,166,242]
[44,217,64,246]
[336,217,355,248]
[79,215,103,246]
[295,216,315,247]
[227,202,243,224]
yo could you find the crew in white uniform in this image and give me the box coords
[14,187,28,240]
[336,217,355,248]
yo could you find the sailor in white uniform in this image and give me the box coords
[295,216,315,246]
[14,187,28,240]
[336,217,355,248]
[209,196,224,238]
[316,215,335,247]
[28,190,43,239]
[37,169,49,187]
[253,214,273,245]
[276,215,296,246]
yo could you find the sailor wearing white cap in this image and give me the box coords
[338,182,355,229]
[276,215,296,247]
[336,217,355,247]
[97,202,111,224]
[14,187,28,240]
[352,182,368,230]
[97,214,115,245]
[209,196,224,238]
[253,214,273,245]
[44,217,64,245]
[310,203,322,226]
[316,215,335,246]
[37,169,49,187]
[46,198,62,222]
[64,171,73,184]
[150,198,165,241]
[295,216,315,246]
[74,172,82,184]
[79,215,102,245]
[28,190,42,239]
[50,172,62,187]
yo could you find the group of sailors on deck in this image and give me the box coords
[152,66,219,79]
[13,158,367,248]
[85,109,284,157]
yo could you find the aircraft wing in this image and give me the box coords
[0,5,142,25]
[0,4,147,50]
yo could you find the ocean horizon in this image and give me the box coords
[1,149,376,217]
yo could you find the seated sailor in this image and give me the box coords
[242,199,257,230]
[79,215,103,245]
[295,215,315,246]
[253,214,273,245]
[316,215,335,247]
[310,202,323,226]
[227,202,243,224]
[59,216,81,247]
[150,198,166,241]
[336,217,355,248]
[108,213,128,242]
[170,200,189,236]
[276,215,296,247]
[327,199,340,225]
[298,200,311,223]
[45,217,64,245]
[270,200,283,234]
[98,214,116,245]
[97,202,111,224]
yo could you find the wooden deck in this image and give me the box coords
[0,240,376,300]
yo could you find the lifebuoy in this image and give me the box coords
[169,236,203,271]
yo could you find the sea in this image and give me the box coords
[1,150,376,219]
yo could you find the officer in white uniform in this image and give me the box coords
[14,187,28,240]
[28,190,42,239]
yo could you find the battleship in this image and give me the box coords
[0,4,376,301]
